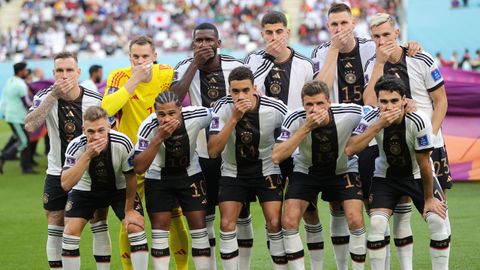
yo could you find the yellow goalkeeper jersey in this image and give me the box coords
[102,64,174,144]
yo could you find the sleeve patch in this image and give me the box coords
[279,129,291,140]
[138,139,149,150]
[108,87,118,94]
[354,123,368,134]
[417,134,430,147]
[431,68,442,82]
[66,157,76,166]
[314,62,320,73]
[210,116,219,129]
[173,71,179,81]
[128,155,134,167]
[33,99,41,108]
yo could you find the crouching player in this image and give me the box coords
[134,91,213,270]
[60,106,148,270]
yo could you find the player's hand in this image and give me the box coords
[193,46,216,67]
[423,197,447,220]
[52,77,76,99]
[331,28,352,51]
[404,98,417,113]
[378,108,401,128]
[123,210,145,230]
[86,138,108,158]
[131,61,153,84]
[405,41,422,57]
[304,109,329,131]
[157,120,180,141]
[376,40,397,64]
[232,98,253,121]
[265,37,286,59]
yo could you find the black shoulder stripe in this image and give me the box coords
[183,108,207,116]
[414,52,434,64]
[37,86,54,98]
[110,137,133,153]
[311,46,320,58]
[213,96,233,113]
[244,50,265,63]
[183,110,208,120]
[406,114,421,132]
[260,98,288,114]
[66,136,87,156]
[139,118,159,138]
[331,108,362,115]
[83,90,102,100]
[411,54,434,67]
[364,109,380,122]
[220,54,243,64]
[364,55,376,71]
[110,133,133,148]
[283,110,306,128]
[409,112,426,129]
[253,59,274,78]
[406,112,425,131]
[174,58,193,70]
[331,106,362,112]
[294,52,314,64]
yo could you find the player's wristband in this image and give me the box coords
[263,53,276,62]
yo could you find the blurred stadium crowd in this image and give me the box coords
[0,0,401,61]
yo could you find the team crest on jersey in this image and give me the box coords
[66,156,76,166]
[279,129,290,140]
[417,134,430,147]
[431,68,442,82]
[355,123,368,134]
[138,139,149,150]
[211,117,219,129]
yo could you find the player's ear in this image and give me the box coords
[217,39,222,47]
[395,28,400,39]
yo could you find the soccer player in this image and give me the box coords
[24,52,105,269]
[272,80,366,270]
[60,106,148,270]
[134,91,213,270]
[208,66,288,270]
[311,4,420,268]
[170,23,244,268]
[101,36,189,270]
[363,13,451,269]
[345,75,449,270]
[244,11,321,268]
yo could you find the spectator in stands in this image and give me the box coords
[80,64,102,92]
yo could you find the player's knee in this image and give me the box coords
[303,210,319,224]
[265,215,281,232]
[220,217,236,232]
[369,212,389,236]
[426,213,447,236]
[47,210,64,226]
[127,223,144,234]
[346,212,364,230]
[282,214,299,231]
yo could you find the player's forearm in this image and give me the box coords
[208,118,237,158]
[61,154,92,191]
[170,62,198,100]
[417,152,434,200]
[101,87,131,116]
[363,64,385,106]
[272,127,309,164]
[25,93,57,132]
[315,47,339,89]
[124,173,137,212]
[345,124,381,156]
[134,140,162,174]
[431,91,448,136]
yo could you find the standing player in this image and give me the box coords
[272,81,366,270]
[60,106,148,270]
[101,36,189,270]
[363,13,451,269]
[134,92,213,270]
[244,11,321,269]
[345,75,449,270]
[208,67,288,270]
[24,52,105,270]
[170,23,244,268]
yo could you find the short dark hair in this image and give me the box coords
[89,65,102,76]
[154,91,181,109]
[54,52,78,63]
[328,3,352,16]
[261,11,288,27]
[84,106,108,122]
[193,23,219,39]
[129,35,155,51]
[301,80,330,101]
[228,66,253,84]
[13,62,27,75]
[374,74,407,97]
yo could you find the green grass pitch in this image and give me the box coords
[0,121,478,269]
